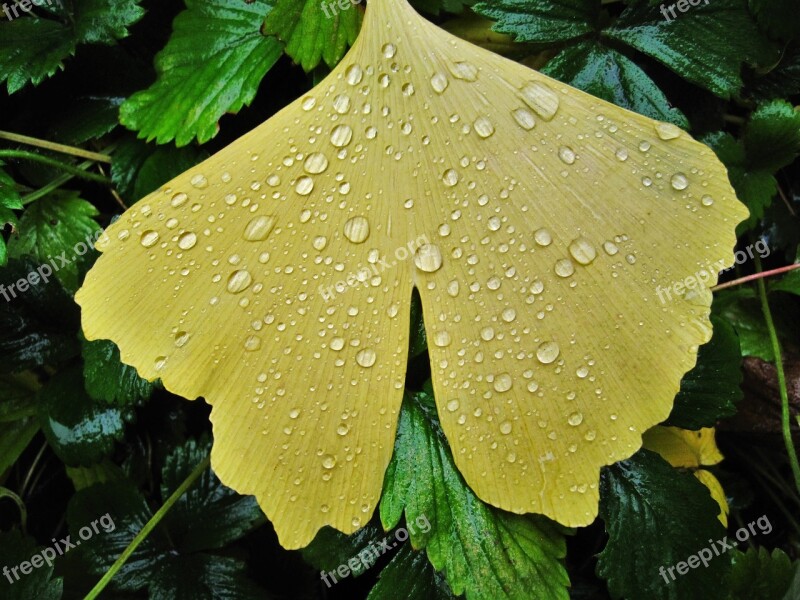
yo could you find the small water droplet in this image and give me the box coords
[171,192,188,207]
[568,237,597,265]
[446,399,460,412]
[330,124,353,147]
[558,146,576,165]
[655,121,681,140]
[442,169,459,187]
[430,72,449,93]
[177,232,197,250]
[494,373,512,392]
[554,258,575,277]
[227,270,253,294]
[190,174,208,189]
[345,64,363,85]
[670,172,689,190]
[244,335,262,351]
[474,116,495,138]
[174,331,190,347]
[701,195,714,206]
[140,230,159,248]
[356,348,377,368]
[382,43,396,59]
[499,421,513,435]
[534,228,552,246]
[512,107,536,130]
[433,330,451,347]
[304,152,329,174]
[322,455,336,469]
[449,61,478,81]
[568,412,584,426]
[603,241,619,255]
[615,148,628,162]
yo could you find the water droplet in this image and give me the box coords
[177,232,197,250]
[701,195,714,206]
[603,241,619,255]
[536,341,560,364]
[446,399,460,412]
[474,116,495,138]
[494,373,512,392]
[414,244,443,272]
[534,228,552,246]
[433,330,451,347]
[330,337,345,351]
[174,331,190,347]
[344,216,370,244]
[295,176,314,196]
[322,455,336,469]
[655,121,681,140]
[512,107,536,130]
[499,421,513,435]
[430,72,449,93]
[356,348,377,368]
[671,172,689,190]
[244,335,262,351]
[554,258,575,277]
[330,124,353,147]
[442,169,459,187]
[568,412,584,426]
[487,216,502,231]
[337,423,350,436]
[501,308,516,322]
[382,43,396,58]
[345,64,363,85]
[558,146,576,165]
[449,61,478,81]
[171,192,188,207]
[568,237,597,265]
[520,82,559,121]
[615,148,628,162]
[402,83,415,96]
[301,96,316,111]
[304,152,329,174]
[140,230,159,248]
[313,236,328,250]
[190,174,208,189]
[227,270,253,294]
[243,215,276,241]
[447,280,460,297]
[154,356,167,371]
[638,140,651,152]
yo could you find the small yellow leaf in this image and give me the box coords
[642,426,724,469]
[694,469,729,527]
[77,0,747,548]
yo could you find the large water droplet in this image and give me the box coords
[190,174,208,189]
[449,61,478,81]
[322,455,336,469]
[243,215,276,241]
[433,330,451,347]
[537,341,560,364]
[442,169,459,187]
[304,152,329,174]
[558,146,576,165]
[512,108,536,130]
[494,373,512,392]
[534,228,552,246]
[568,412,584,426]
[177,232,197,250]
[356,348,377,368]
[671,173,689,190]
[295,176,314,196]
[345,64,363,85]
[430,72,449,94]
[344,216,370,244]
[474,117,495,138]
[227,270,253,294]
[520,82,559,121]
[414,244,443,272]
[140,230,159,248]
[655,122,681,140]
[554,258,575,278]
[568,237,597,265]
[330,124,353,147]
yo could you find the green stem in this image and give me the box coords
[754,253,800,497]
[83,455,211,600]
[20,160,95,206]
[0,150,110,185]
[0,130,111,163]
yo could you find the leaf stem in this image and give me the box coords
[83,455,211,600]
[711,263,800,292]
[0,150,110,185]
[753,253,800,496]
[0,130,111,163]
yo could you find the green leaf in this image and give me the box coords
[750,45,800,100]
[666,316,742,428]
[0,258,81,373]
[66,459,127,491]
[770,268,800,295]
[380,390,570,600]
[7,190,101,292]
[302,521,385,577]
[263,0,362,72]
[0,0,144,93]
[730,547,796,600]
[408,290,428,359]
[367,543,457,600]
[82,337,154,406]
[38,366,129,466]
[606,0,776,98]
[160,437,265,553]
[67,438,265,596]
[0,530,63,600]
[542,41,688,126]
[50,96,123,145]
[410,0,474,15]
[597,449,730,600]
[119,0,283,146]
[715,289,774,360]
[473,0,597,43]
[0,373,38,422]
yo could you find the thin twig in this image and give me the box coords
[0,130,111,163]
[712,263,800,292]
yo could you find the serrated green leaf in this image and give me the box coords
[666,316,742,428]
[149,554,265,600]
[714,289,774,360]
[50,96,123,145]
[119,0,283,146]
[7,190,101,292]
[380,390,569,600]
[302,521,385,577]
[473,0,597,43]
[38,366,129,466]
[0,530,63,600]
[606,0,776,98]
[367,543,457,600]
[66,459,126,491]
[0,0,144,93]
[542,41,687,126]
[411,0,474,15]
[263,0,362,72]
[751,45,800,100]
[597,449,730,600]
[730,547,796,600]
[770,268,800,295]
[82,337,154,406]
[0,258,80,373]
[160,437,265,553]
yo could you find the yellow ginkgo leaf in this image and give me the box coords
[643,426,729,525]
[76,0,747,548]
[642,426,724,469]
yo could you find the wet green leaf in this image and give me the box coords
[597,449,730,600]
[381,390,570,600]
[82,337,154,406]
[474,0,598,43]
[0,529,63,600]
[730,547,796,600]
[120,0,283,146]
[367,543,457,600]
